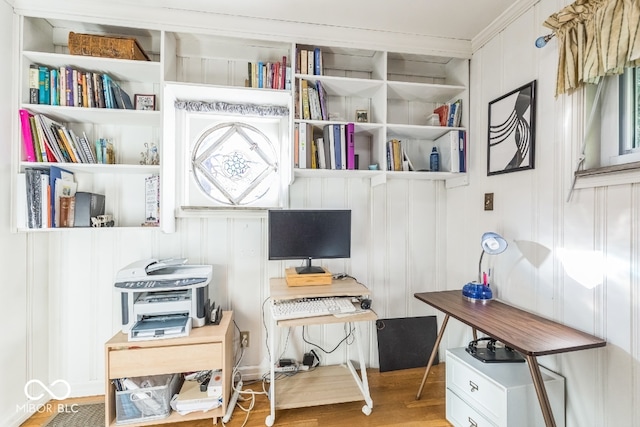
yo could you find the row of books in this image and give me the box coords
[296,47,323,75]
[433,99,462,127]
[387,130,467,173]
[295,123,356,170]
[19,109,115,164]
[29,64,133,109]
[246,57,291,90]
[20,166,77,229]
[297,79,328,121]
[386,139,409,171]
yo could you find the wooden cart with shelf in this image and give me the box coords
[267,278,376,426]
[104,311,233,426]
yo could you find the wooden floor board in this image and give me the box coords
[20,365,452,427]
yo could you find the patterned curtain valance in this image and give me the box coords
[175,100,289,117]
[544,0,640,95]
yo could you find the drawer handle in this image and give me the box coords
[469,380,478,392]
[468,416,478,427]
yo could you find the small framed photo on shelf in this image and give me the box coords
[134,94,156,111]
[356,109,368,123]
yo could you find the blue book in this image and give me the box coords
[333,124,342,170]
[458,131,466,172]
[258,61,264,88]
[102,74,115,108]
[38,66,50,105]
[50,69,59,106]
[314,48,322,75]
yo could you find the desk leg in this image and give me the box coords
[346,321,373,415]
[416,314,449,400]
[525,355,557,427]
[265,316,276,427]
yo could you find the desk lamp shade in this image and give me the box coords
[462,232,508,302]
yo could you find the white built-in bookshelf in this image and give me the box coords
[292,45,468,183]
[13,15,469,233]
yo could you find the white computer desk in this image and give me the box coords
[266,276,377,426]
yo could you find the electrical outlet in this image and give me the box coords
[240,331,250,348]
[484,193,494,211]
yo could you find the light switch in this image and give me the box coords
[484,193,494,211]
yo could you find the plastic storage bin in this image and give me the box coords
[115,373,182,424]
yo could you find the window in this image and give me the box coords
[166,84,291,215]
[579,71,640,174]
[618,68,640,161]
[191,121,279,206]
[178,112,289,210]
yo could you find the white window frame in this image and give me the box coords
[573,73,640,190]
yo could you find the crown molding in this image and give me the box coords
[471,0,539,52]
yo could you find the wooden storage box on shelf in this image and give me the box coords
[68,32,150,61]
[285,267,332,286]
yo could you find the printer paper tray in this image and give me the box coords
[129,315,192,341]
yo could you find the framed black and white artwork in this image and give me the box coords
[487,80,536,176]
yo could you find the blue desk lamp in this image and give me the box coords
[462,232,508,302]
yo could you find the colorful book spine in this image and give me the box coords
[72,69,79,107]
[59,67,66,106]
[300,79,310,120]
[38,66,50,105]
[333,124,342,170]
[459,130,467,173]
[293,123,299,168]
[346,123,355,170]
[307,50,313,75]
[19,109,36,162]
[298,122,307,168]
[49,69,59,106]
[281,56,287,90]
[314,48,322,75]
[29,65,39,104]
[315,81,328,120]
[28,116,42,162]
[65,67,74,107]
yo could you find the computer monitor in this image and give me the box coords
[268,209,351,274]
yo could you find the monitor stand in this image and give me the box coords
[295,258,325,274]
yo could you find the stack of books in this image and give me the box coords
[433,99,462,127]
[246,56,290,90]
[296,47,323,75]
[19,109,114,164]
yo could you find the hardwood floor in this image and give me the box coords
[20,365,452,427]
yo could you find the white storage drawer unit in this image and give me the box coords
[446,347,565,427]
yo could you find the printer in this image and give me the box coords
[114,258,212,341]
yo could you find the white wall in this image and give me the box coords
[0,1,49,426]
[448,0,637,425]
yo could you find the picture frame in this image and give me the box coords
[356,109,369,123]
[487,80,536,176]
[134,94,156,111]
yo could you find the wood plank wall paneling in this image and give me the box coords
[8,1,640,426]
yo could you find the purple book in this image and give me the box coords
[346,123,355,169]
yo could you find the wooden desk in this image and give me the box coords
[267,277,376,426]
[414,291,606,427]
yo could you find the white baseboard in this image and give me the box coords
[4,396,50,427]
